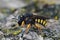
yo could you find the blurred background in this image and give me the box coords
[0,0,60,19]
[0,0,60,40]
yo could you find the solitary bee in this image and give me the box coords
[18,13,49,33]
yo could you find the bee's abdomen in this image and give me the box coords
[35,19,47,26]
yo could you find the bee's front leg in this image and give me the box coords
[21,21,25,27]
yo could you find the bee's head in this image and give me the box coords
[18,13,33,25]
[18,15,25,25]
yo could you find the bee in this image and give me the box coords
[18,13,49,33]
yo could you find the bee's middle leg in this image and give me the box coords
[25,24,31,33]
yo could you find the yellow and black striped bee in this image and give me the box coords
[18,13,50,33]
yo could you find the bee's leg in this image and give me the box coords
[21,21,25,27]
[25,24,31,33]
[35,23,42,30]
[34,23,43,35]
